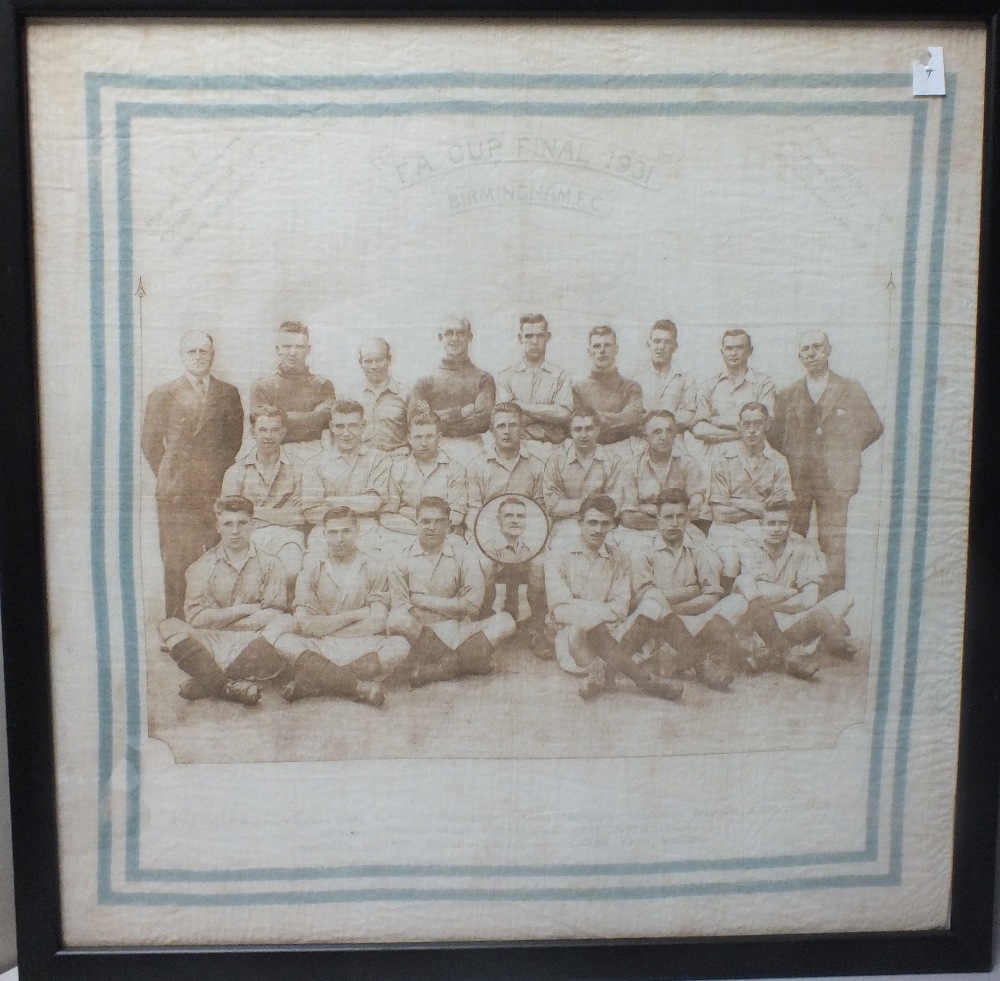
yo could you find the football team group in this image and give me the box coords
[141,314,882,709]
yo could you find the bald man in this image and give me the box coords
[141,330,245,618]
[770,331,883,594]
[354,336,409,456]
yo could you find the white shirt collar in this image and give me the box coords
[327,443,370,460]
[486,444,530,463]
[569,534,611,558]
[409,538,456,558]
[513,359,554,374]
[250,447,291,470]
[362,375,401,397]
[566,443,606,465]
[218,542,257,572]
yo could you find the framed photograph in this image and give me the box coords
[2,1,999,978]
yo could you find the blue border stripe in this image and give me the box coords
[122,100,911,120]
[101,870,900,906]
[85,72,114,904]
[888,90,957,879]
[117,95,916,890]
[134,849,873,884]
[862,101,927,857]
[88,70,912,91]
[86,73,951,902]
[114,105,144,879]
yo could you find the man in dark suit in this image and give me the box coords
[141,330,245,618]
[770,330,883,595]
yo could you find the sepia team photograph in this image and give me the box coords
[140,312,884,763]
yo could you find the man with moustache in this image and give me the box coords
[142,329,245,619]
[496,314,574,461]
[481,497,535,564]
[250,321,336,464]
[770,330,883,594]
[633,319,698,431]
[477,495,547,648]
[387,496,516,687]
[354,337,409,457]
[572,325,645,462]
[408,315,496,466]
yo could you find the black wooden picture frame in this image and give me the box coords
[2,2,999,978]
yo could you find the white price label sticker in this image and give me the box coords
[913,46,946,96]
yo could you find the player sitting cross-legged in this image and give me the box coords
[158,495,293,707]
[272,506,409,706]
[544,494,684,702]
[617,488,747,697]
[386,496,516,688]
[733,500,858,681]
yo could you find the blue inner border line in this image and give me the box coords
[83,72,952,903]
[89,70,913,90]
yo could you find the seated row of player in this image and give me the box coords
[224,394,804,598]
[159,490,858,710]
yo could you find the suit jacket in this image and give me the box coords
[141,375,245,506]
[770,370,883,499]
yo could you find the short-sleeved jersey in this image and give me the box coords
[621,445,706,516]
[387,451,467,525]
[300,445,392,523]
[294,550,390,619]
[633,364,698,428]
[183,543,287,625]
[542,444,623,516]
[634,535,723,601]
[496,360,574,443]
[482,534,533,564]
[544,536,632,624]
[737,533,826,590]
[221,450,301,526]
[466,445,544,510]
[389,539,485,624]
[354,377,409,454]
[709,444,794,513]
[694,367,776,427]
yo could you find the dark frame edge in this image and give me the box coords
[2,2,1000,980]
[0,1,65,980]
[947,3,1000,976]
